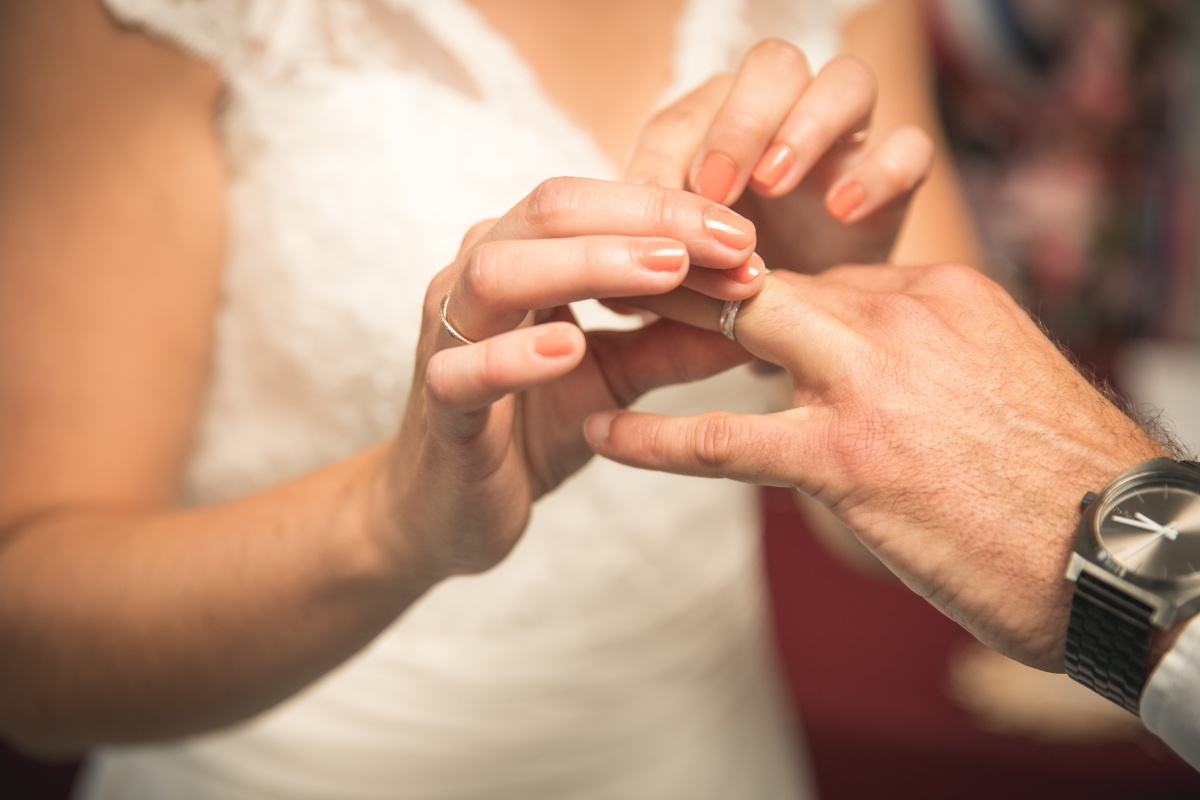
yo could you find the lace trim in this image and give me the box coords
[101,0,878,87]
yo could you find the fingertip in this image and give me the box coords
[583,410,616,448]
[692,151,739,204]
[678,252,767,302]
[750,143,795,195]
[724,253,767,294]
[826,181,866,223]
[533,323,585,360]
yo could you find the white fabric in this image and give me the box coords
[80,1,871,798]
[1142,618,1200,769]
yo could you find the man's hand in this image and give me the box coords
[585,264,1168,671]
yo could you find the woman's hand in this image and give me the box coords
[381,177,763,579]
[584,266,1166,671]
[625,39,934,272]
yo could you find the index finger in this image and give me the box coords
[482,177,758,274]
[623,76,732,189]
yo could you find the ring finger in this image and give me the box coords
[627,273,857,386]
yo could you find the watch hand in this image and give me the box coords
[1120,530,1166,561]
[1134,512,1168,532]
[1134,511,1180,541]
[1113,515,1164,533]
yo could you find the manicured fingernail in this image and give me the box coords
[694,152,738,203]
[752,143,795,189]
[584,412,613,444]
[637,242,688,272]
[704,207,755,251]
[828,181,866,221]
[728,253,765,284]
[534,327,576,358]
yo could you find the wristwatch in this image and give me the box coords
[1065,458,1200,714]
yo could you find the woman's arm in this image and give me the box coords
[0,0,434,756]
[842,0,985,267]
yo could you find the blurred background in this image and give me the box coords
[6,0,1200,797]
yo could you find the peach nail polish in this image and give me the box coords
[694,152,738,203]
[534,327,576,358]
[752,143,795,189]
[704,207,755,250]
[828,181,866,221]
[638,243,688,272]
[729,253,765,284]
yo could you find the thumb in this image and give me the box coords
[584,407,834,488]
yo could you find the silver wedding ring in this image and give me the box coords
[439,290,476,345]
[719,299,741,341]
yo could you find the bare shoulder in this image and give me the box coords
[0,0,228,527]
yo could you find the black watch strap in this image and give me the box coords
[1064,571,1154,715]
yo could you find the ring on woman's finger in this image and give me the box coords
[439,290,476,345]
[719,299,742,341]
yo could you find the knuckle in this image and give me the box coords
[865,291,942,347]
[423,282,444,319]
[423,353,455,405]
[825,55,877,99]
[874,145,917,194]
[748,38,810,75]
[626,144,684,189]
[524,177,581,231]
[890,126,936,182]
[646,103,706,135]
[581,237,618,283]
[460,242,503,303]
[923,261,997,297]
[882,288,936,322]
[423,264,458,318]
[795,109,837,147]
[458,218,497,254]
[643,184,687,234]
[698,72,735,102]
[873,127,936,193]
[476,342,507,391]
[896,124,935,159]
[693,412,738,467]
[719,104,773,141]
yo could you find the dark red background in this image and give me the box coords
[762,485,1200,799]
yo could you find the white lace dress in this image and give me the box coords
[78,1,868,798]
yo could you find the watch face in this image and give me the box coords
[1097,478,1200,580]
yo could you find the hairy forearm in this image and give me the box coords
[0,445,434,756]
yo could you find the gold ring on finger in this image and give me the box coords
[439,290,476,345]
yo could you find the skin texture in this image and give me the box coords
[586,266,1168,673]
[0,0,975,755]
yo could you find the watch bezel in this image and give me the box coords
[1071,458,1200,628]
